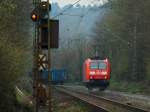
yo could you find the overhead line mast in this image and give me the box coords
[31,0,59,112]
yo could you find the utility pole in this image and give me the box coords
[132,12,138,81]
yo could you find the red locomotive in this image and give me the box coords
[83,57,111,90]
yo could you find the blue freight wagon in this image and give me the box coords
[41,69,66,84]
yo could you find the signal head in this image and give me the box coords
[31,13,38,22]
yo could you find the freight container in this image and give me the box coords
[41,69,66,84]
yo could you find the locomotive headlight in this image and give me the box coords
[90,71,95,75]
[90,76,93,79]
[104,76,107,79]
[101,71,107,75]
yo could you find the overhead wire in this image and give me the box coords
[53,0,110,38]
[76,0,103,31]
[60,13,84,17]
[51,0,106,18]
[51,0,83,19]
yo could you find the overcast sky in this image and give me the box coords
[51,0,108,7]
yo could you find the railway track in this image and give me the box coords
[55,86,149,112]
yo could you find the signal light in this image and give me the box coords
[31,7,40,22]
[31,14,38,22]
[31,1,51,22]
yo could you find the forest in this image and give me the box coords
[52,0,150,92]
[0,0,150,111]
[0,0,32,111]
[92,0,150,92]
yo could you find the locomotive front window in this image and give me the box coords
[90,63,98,69]
[99,63,106,69]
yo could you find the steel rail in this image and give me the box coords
[55,87,109,112]
[55,87,149,112]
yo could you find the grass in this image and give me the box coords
[53,89,91,112]
[109,79,150,94]
[54,101,89,112]
[15,86,33,111]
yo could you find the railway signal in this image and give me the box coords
[31,5,41,22]
[31,2,51,22]
[40,1,51,11]
[31,13,39,22]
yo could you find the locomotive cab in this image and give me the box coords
[83,57,111,90]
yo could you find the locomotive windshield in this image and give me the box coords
[90,62,106,69]
[99,63,106,69]
[90,63,98,69]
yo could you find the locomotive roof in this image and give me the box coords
[90,56,106,60]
